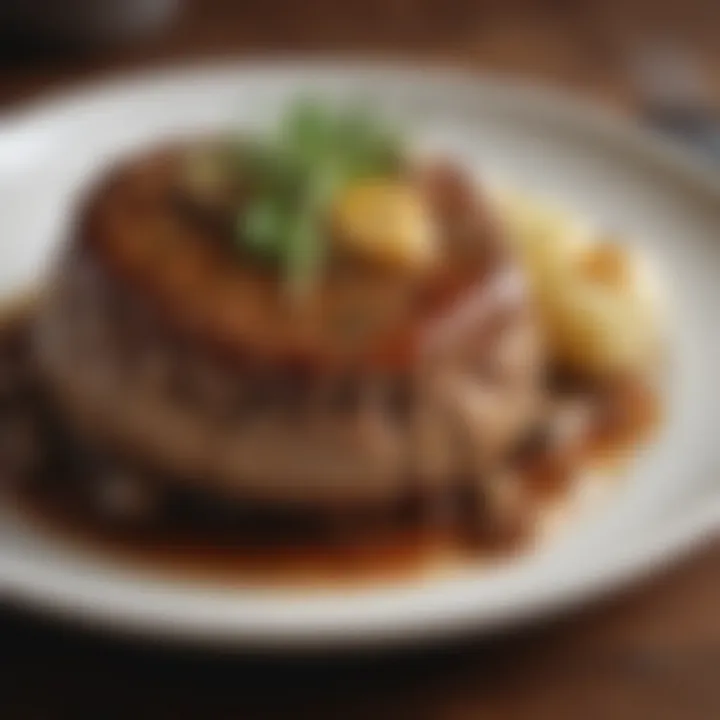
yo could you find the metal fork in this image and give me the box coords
[626,43,720,163]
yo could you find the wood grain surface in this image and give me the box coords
[0,1,718,718]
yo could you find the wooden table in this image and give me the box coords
[2,545,718,718]
[0,2,718,717]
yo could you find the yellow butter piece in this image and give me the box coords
[333,180,437,271]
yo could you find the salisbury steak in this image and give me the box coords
[34,142,544,511]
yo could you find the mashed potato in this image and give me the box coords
[494,190,665,377]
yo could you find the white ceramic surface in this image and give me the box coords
[0,63,717,649]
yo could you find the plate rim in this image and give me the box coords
[0,60,718,649]
[1,497,717,650]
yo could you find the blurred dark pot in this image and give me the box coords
[1,0,180,47]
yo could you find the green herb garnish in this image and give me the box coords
[232,98,402,296]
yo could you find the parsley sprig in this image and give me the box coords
[235,99,402,297]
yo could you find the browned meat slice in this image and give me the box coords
[33,145,546,510]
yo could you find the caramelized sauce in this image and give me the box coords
[12,491,476,587]
[0,301,661,587]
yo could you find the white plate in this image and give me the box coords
[0,62,718,650]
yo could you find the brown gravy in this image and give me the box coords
[0,300,661,587]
